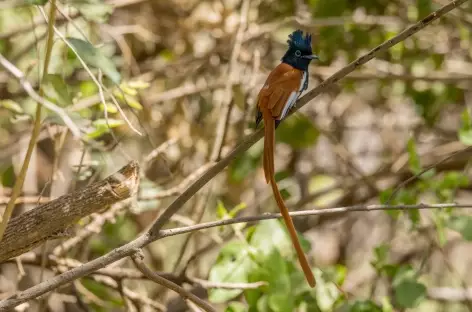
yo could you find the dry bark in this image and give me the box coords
[0,161,140,262]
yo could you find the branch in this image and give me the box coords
[428,287,472,302]
[155,203,472,239]
[131,250,217,312]
[0,1,466,310]
[0,161,139,262]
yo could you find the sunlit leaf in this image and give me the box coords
[406,136,421,174]
[459,109,472,145]
[86,118,124,139]
[1,100,23,114]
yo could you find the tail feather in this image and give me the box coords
[262,109,275,184]
[261,108,316,288]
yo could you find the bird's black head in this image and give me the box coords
[281,30,318,71]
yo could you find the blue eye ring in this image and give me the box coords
[295,50,301,57]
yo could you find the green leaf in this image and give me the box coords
[208,242,255,303]
[1,100,23,114]
[391,266,426,308]
[229,142,263,183]
[276,114,319,149]
[407,209,420,227]
[433,210,448,247]
[447,215,472,241]
[216,200,228,219]
[127,80,150,89]
[86,118,125,139]
[1,165,15,188]
[349,300,383,312]
[25,0,48,5]
[269,292,294,312]
[66,37,121,84]
[228,202,247,218]
[315,268,341,311]
[42,74,72,107]
[371,244,390,271]
[249,219,294,258]
[394,280,426,308]
[226,302,247,312]
[459,109,472,145]
[113,90,143,110]
[381,297,394,312]
[407,137,421,174]
[68,0,113,23]
[99,102,118,114]
[417,0,432,18]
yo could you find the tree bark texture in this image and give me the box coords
[0,161,140,262]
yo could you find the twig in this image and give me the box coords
[131,250,217,312]
[91,275,166,311]
[190,278,267,290]
[428,287,472,302]
[0,2,466,309]
[155,203,472,239]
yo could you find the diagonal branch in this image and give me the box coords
[0,1,467,310]
[131,250,217,312]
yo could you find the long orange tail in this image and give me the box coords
[262,109,316,288]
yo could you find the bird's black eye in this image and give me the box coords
[295,50,301,57]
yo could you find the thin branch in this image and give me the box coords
[131,250,217,312]
[428,287,472,302]
[155,203,472,239]
[0,2,466,309]
[90,275,166,311]
[190,278,267,290]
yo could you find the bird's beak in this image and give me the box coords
[302,54,319,60]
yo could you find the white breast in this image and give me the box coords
[279,71,307,120]
[298,71,307,93]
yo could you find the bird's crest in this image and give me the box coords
[287,29,312,52]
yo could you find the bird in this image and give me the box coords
[255,29,319,288]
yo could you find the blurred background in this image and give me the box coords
[1,0,472,311]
